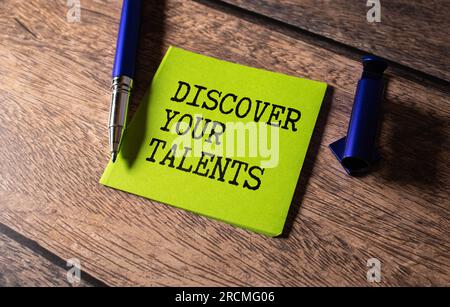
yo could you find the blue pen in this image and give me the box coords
[109,0,142,162]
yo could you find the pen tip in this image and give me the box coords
[111,152,117,163]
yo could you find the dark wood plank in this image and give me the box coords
[0,0,448,286]
[0,225,92,286]
[221,0,450,82]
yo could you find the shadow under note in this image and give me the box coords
[281,86,334,238]
[121,0,166,168]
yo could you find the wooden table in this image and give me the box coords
[0,0,449,286]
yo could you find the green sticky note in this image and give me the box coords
[100,46,327,236]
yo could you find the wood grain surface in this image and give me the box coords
[0,224,93,287]
[0,0,449,286]
[221,0,450,82]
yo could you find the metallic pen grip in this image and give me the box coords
[109,76,133,155]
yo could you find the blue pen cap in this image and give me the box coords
[329,56,388,175]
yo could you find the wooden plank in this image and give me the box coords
[0,224,93,286]
[0,0,448,286]
[221,0,450,82]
